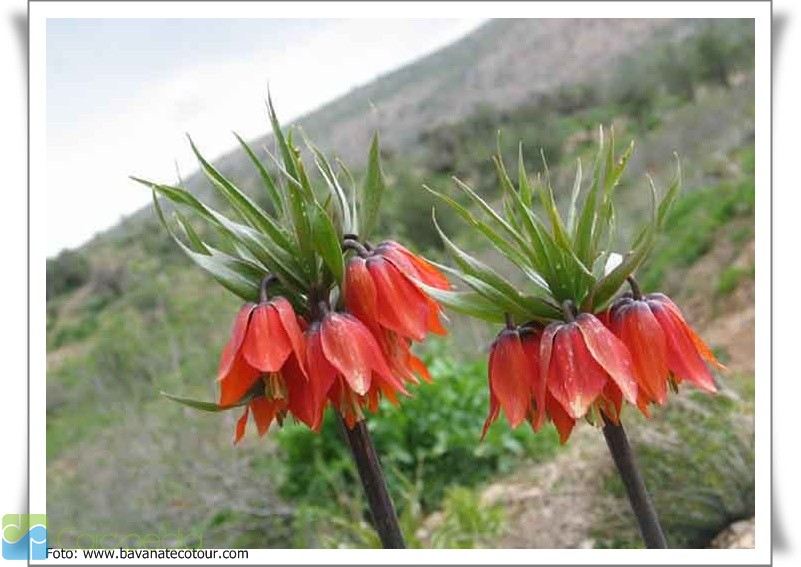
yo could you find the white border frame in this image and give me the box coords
[30,2,771,564]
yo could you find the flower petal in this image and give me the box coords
[613,302,669,405]
[219,353,261,406]
[488,330,532,428]
[217,303,256,381]
[250,397,282,436]
[424,296,448,336]
[546,392,576,445]
[379,240,451,290]
[272,298,308,375]
[367,257,429,342]
[649,302,717,393]
[538,322,561,402]
[521,331,545,430]
[321,313,390,396]
[300,328,337,427]
[242,303,292,372]
[233,406,249,444]
[576,313,638,405]
[345,257,381,324]
[548,323,608,419]
[481,388,501,441]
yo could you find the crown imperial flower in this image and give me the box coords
[607,291,725,407]
[427,128,724,444]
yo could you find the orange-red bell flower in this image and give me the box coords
[607,292,724,404]
[307,312,409,428]
[481,328,541,437]
[218,297,307,407]
[345,240,448,342]
[373,240,451,291]
[217,298,312,443]
[541,313,639,421]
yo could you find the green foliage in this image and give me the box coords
[419,103,565,194]
[292,475,505,549]
[610,59,661,129]
[47,249,90,300]
[659,43,699,102]
[48,316,99,350]
[695,21,754,87]
[428,486,505,548]
[716,264,755,295]
[639,146,755,290]
[428,128,680,318]
[276,340,561,514]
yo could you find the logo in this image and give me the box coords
[2,514,48,560]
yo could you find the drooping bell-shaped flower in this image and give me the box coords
[373,240,451,292]
[218,297,307,407]
[540,313,639,421]
[481,327,540,437]
[345,256,446,343]
[307,312,409,428]
[344,239,448,341]
[607,292,725,400]
[217,298,312,442]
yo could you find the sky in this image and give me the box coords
[46,18,484,257]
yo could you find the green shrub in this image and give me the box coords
[49,316,99,349]
[275,339,562,514]
[47,249,90,300]
[716,264,755,295]
[293,476,505,549]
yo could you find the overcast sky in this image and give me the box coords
[46,18,484,257]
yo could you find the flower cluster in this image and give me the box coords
[428,129,725,443]
[140,98,448,443]
[483,289,724,444]
[216,239,449,442]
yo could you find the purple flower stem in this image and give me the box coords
[602,415,668,548]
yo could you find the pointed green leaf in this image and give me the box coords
[305,133,352,233]
[361,133,385,240]
[566,158,583,234]
[136,177,308,289]
[152,192,262,301]
[433,212,539,313]
[310,202,345,284]
[536,150,571,249]
[424,184,545,290]
[657,156,682,228]
[173,211,208,253]
[416,284,506,324]
[451,176,533,255]
[267,92,299,181]
[574,126,606,263]
[187,136,293,248]
[518,143,534,209]
[233,132,286,218]
[335,157,360,237]
[161,392,251,412]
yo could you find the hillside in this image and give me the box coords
[46,18,756,549]
[140,19,696,210]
